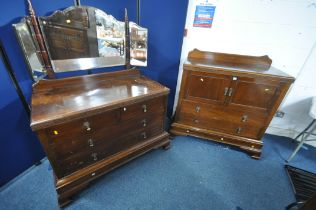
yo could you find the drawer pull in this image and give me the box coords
[236,127,242,134]
[88,139,94,147]
[91,153,98,161]
[224,87,229,96]
[200,78,204,82]
[141,132,147,139]
[228,88,233,97]
[123,107,127,111]
[195,106,201,113]
[142,119,147,127]
[142,105,147,113]
[91,172,96,176]
[83,121,91,131]
[193,119,199,123]
[241,115,248,122]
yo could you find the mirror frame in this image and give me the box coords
[13,1,148,80]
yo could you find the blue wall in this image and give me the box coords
[0,0,188,185]
[140,0,188,116]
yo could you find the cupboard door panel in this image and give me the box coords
[186,72,231,105]
[230,79,279,111]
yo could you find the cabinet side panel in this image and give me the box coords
[37,130,63,178]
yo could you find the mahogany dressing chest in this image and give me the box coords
[31,70,170,206]
[14,2,170,207]
[171,49,295,158]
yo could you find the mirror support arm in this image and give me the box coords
[0,39,31,116]
[74,0,81,6]
[27,0,55,79]
[137,0,140,25]
[125,9,131,69]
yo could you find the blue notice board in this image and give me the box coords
[193,5,216,28]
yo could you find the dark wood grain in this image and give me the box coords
[186,49,294,80]
[171,49,294,158]
[31,69,169,130]
[32,70,170,207]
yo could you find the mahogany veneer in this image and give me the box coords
[31,70,170,207]
[171,49,295,158]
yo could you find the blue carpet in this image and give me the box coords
[0,134,315,210]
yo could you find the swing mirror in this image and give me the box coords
[13,5,148,79]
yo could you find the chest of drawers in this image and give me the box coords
[171,49,294,158]
[31,70,170,207]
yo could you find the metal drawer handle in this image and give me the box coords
[195,106,201,113]
[141,132,147,139]
[88,139,94,147]
[236,127,242,134]
[193,119,199,123]
[142,119,147,127]
[241,115,248,122]
[142,105,147,113]
[91,153,98,161]
[224,87,229,96]
[83,121,91,131]
[228,88,233,97]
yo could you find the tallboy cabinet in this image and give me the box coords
[171,49,295,158]
[31,70,170,207]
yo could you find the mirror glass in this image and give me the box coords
[39,6,126,72]
[13,19,45,80]
[14,5,148,77]
[130,22,148,66]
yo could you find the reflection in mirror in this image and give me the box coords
[14,4,149,77]
[96,9,125,59]
[13,20,46,80]
[130,22,148,66]
[39,6,126,72]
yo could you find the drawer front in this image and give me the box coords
[46,110,119,140]
[178,100,266,139]
[59,116,164,176]
[46,96,165,140]
[179,100,268,126]
[120,97,165,121]
[179,111,263,139]
[52,113,164,159]
[172,126,263,152]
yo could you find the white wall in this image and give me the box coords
[175,0,316,145]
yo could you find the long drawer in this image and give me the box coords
[58,116,164,177]
[45,96,165,141]
[179,100,268,126]
[178,100,267,139]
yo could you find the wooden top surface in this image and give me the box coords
[31,70,169,130]
[184,49,295,81]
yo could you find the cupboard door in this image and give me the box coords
[229,76,280,111]
[186,72,231,105]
